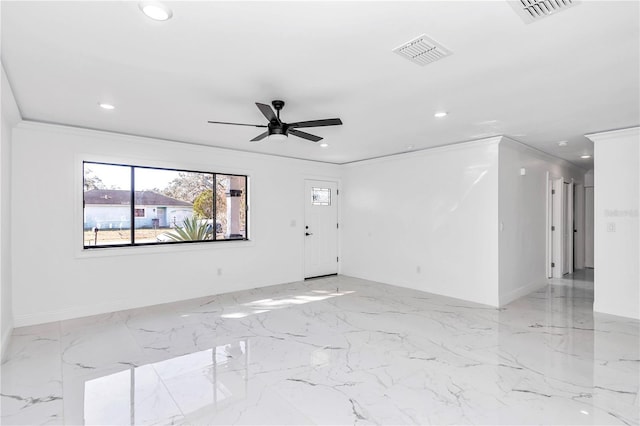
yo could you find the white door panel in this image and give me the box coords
[552,178,563,278]
[304,180,338,278]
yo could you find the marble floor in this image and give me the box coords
[1,272,638,425]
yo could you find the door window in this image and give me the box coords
[311,187,331,206]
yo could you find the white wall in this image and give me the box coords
[11,122,341,326]
[1,64,20,359]
[9,120,636,325]
[341,138,501,307]
[498,138,585,305]
[588,127,639,320]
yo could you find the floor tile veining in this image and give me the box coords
[2,272,639,425]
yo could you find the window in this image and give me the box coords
[83,162,248,248]
[311,187,331,206]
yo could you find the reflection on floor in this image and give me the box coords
[1,271,638,425]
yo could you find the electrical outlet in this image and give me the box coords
[416,266,421,274]
[217,268,222,276]
[607,222,616,232]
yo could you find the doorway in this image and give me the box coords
[156,207,167,227]
[548,175,575,278]
[563,181,574,275]
[304,180,339,279]
[573,183,585,270]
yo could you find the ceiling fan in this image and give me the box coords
[208,100,343,142]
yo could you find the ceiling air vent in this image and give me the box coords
[393,34,451,67]
[508,0,579,24]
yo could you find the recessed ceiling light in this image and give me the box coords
[319,143,329,148]
[434,111,448,118]
[98,102,115,110]
[139,1,173,21]
[558,140,568,147]
[581,155,592,159]
[406,145,414,150]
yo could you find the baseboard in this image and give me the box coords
[341,271,500,308]
[499,280,547,306]
[13,276,300,328]
[13,299,132,327]
[14,292,230,327]
[1,323,13,362]
[594,302,640,321]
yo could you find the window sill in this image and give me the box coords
[76,239,254,259]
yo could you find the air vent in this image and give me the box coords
[393,34,451,67]
[508,0,579,23]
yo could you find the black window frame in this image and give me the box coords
[83,161,249,249]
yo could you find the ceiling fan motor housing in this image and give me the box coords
[269,100,288,137]
[268,123,288,137]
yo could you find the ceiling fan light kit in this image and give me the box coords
[208,100,343,143]
[268,133,288,142]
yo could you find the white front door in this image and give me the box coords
[304,180,338,278]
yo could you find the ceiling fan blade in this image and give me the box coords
[289,128,323,142]
[208,120,267,128]
[288,118,342,128]
[255,103,281,125]
[250,131,269,142]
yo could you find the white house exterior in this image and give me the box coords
[84,189,193,230]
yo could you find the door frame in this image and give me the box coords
[573,183,585,270]
[547,173,576,278]
[547,174,563,278]
[563,180,574,275]
[302,177,341,279]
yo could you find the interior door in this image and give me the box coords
[563,182,574,275]
[304,180,338,278]
[573,183,585,270]
[551,178,564,278]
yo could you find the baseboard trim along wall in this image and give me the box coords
[12,277,297,328]
[499,280,547,306]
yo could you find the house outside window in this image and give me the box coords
[83,162,248,248]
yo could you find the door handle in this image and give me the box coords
[305,232,313,236]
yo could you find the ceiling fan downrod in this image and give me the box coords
[272,100,285,121]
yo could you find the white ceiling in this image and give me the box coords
[2,1,638,166]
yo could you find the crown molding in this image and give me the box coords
[585,126,640,143]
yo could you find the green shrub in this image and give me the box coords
[164,217,213,241]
